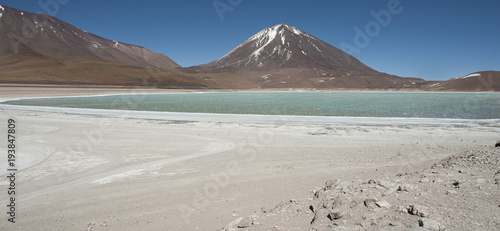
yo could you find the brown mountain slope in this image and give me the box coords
[423,71,500,91]
[0,5,180,70]
[0,52,205,87]
[0,5,209,88]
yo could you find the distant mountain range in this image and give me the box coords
[0,5,202,87]
[422,71,500,91]
[0,5,498,91]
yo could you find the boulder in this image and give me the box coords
[397,184,414,192]
[237,217,254,228]
[311,207,330,224]
[407,205,432,217]
[379,179,395,189]
[329,208,347,220]
[362,210,387,221]
[364,198,378,209]
[419,218,442,231]
[496,140,500,147]
[328,194,351,220]
[375,200,391,209]
[324,179,340,190]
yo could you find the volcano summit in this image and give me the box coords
[188,24,425,89]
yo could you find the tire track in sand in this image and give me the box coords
[18,134,235,202]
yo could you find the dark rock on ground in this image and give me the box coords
[226,147,500,230]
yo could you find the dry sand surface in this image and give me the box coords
[0,86,499,231]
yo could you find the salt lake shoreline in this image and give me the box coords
[0,86,499,230]
[1,86,498,126]
[1,83,499,94]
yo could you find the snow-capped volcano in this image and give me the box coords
[201,24,376,74]
[190,23,425,89]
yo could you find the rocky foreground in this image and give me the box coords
[226,147,500,231]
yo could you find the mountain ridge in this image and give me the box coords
[0,5,498,91]
[423,71,500,91]
[0,5,180,71]
[0,5,210,88]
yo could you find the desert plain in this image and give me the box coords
[0,86,499,231]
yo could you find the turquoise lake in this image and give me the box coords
[3,92,500,119]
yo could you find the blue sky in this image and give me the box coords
[2,0,499,80]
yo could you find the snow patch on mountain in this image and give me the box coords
[452,73,482,80]
[286,50,292,60]
[217,24,308,66]
[292,27,302,35]
[0,5,4,11]
[247,24,311,62]
[465,73,481,78]
[250,26,278,59]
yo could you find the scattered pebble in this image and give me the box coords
[226,147,500,230]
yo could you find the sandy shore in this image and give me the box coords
[0,87,499,230]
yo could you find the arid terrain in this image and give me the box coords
[226,147,500,231]
[2,5,498,91]
[1,3,499,230]
[0,86,499,231]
